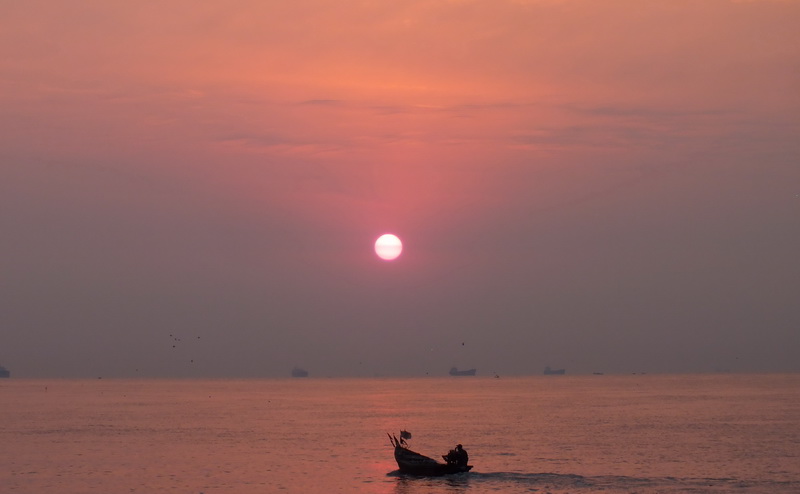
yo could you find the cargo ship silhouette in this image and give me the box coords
[449,367,476,376]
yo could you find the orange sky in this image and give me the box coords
[1,1,799,377]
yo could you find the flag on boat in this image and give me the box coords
[400,430,412,440]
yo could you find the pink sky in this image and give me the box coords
[1,1,798,377]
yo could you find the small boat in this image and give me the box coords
[0,365,9,378]
[291,367,309,377]
[388,434,472,476]
[449,367,476,376]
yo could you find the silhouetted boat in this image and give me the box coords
[544,366,565,375]
[291,367,308,377]
[449,367,476,376]
[0,365,9,378]
[388,434,472,476]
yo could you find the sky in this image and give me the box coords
[1,0,798,378]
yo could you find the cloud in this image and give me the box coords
[297,99,343,106]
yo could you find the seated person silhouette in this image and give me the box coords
[443,444,468,466]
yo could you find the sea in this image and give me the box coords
[2,374,798,493]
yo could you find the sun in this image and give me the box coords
[375,234,403,261]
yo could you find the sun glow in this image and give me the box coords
[375,234,402,261]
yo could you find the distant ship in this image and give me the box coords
[291,367,309,378]
[543,366,565,375]
[449,367,476,376]
[0,365,9,378]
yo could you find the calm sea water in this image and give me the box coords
[2,374,798,493]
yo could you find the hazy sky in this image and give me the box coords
[1,0,798,378]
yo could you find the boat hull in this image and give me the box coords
[394,446,472,476]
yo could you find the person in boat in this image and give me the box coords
[444,444,468,466]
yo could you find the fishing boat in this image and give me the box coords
[388,433,472,476]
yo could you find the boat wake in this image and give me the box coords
[389,471,800,493]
